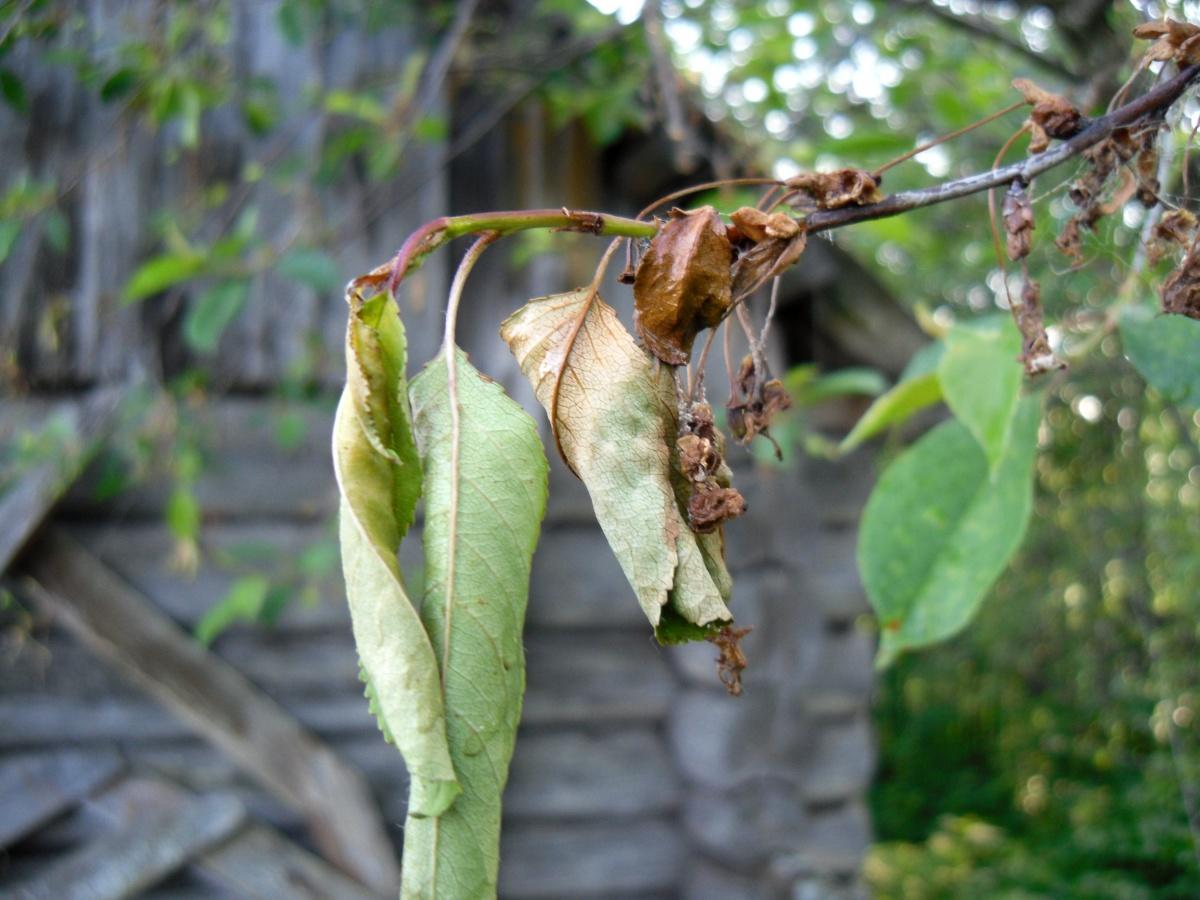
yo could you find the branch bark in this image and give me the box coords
[804,64,1200,235]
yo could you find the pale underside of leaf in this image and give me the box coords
[501,289,732,632]
[938,317,1023,469]
[402,348,548,899]
[859,394,1041,668]
[333,290,459,818]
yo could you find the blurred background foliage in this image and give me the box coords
[3,0,1200,893]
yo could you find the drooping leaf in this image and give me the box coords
[633,206,733,365]
[785,366,886,408]
[1119,306,1200,408]
[400,347,548,899]
[501,289,733,638]
[937,316,1023,468]
[183,279,249,353]
[333,288,459,818]
[859,394,1041,668]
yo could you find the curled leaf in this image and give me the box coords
[1011,279,1064,376]
[687,482,746,533]
[1012,78,1084,153]
[1147,209,1197,264]
[333,288,459,818]
[707,624,752,697]
[633,206,733,365]
[501,290,734,638]
[727,355,793,449]
[785,169,883,210]
[1162,242,1200,319]
[1133,18,1200,64]
[1002,183,1035,261]
[729,206,800,242]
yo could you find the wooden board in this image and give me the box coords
[0,750,123,850]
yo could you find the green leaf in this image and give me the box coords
[787,366,886,408]
[278,247,341,293]
[401,347,548,899]
[333,287,459,818]
[166,486,200,540]
[502,290,733,639]
[1118,307,1200,409]
[839,371,943,454]
[859,395,1041,668]
[0,68,26,112]
[0,220,19,265]
[123,251,206,303]
[99,67,139,101]
[195,575,269,645]
[937,316,1023,468]
[183,279,249,353]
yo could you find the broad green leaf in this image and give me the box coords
[1119,307,1200,409]
[859,394,1041,668]
[278,247,341,293]
[502,289,733,639]
[183,279,249,353]
[786,366,886,408]
[333,288,459,818]
[401,347,548,899]
[899,341,945,381]
[123,251,206,303]
[195,575,269,646]
[839,371,942,454]
[937,317,1023,468]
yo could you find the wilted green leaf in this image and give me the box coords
[502,289,733,639]
[401,347,548,899]
[859,394,1041,667]
[195,575,269,645]
[183,279,249,353]
[123,251,206,303]
[278,247,341,293]
[938,316,1023,468]
[333,287,458,817]
[1119,307,1200,409]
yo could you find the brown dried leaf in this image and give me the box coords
[1056,217,1084,264]
[687,482,747,533]
[730,206,801,243]
[633,206,733,365]
[1149,209,1197,264]
[707,624,752,696]
[1134,18,1200,65]
[727,355,793,448]
[1162,244,1200,319]
[785,169,883,210]
[730,232,807,301]
[1012,279,1063,375]
[1002,183,1035,261]
[1013,78,1084,154]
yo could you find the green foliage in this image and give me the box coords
[839,369,942,455]
[1119,308,1200,409]
[868,366,1200,897]
[183,280,250,354]
[860,396,1040,667]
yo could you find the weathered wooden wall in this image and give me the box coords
[0,2,908,897]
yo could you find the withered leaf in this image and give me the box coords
[1149,209,1197,263]
[633,206,733,365]
[687,482,746,534]
[1133,18,1200,64]
[730,206,801,243]
[707,624,752,696]
[1162,244,1200,319]
[728,355,793,447]
[730,231,807,301]
[501,289,734,635]
[1013,78,1084,153]
[1012,278,1064,375]
[785,168,883,210]
[1002,183,1035,261]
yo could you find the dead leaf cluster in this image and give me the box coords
[676,401,746,534]
[726,355,792,454]
[1147,209,1197,264]
[1012,78,1084,154]
[784,168,883,210]
[1134,18,1200,65]
[1011,278,1064,375]
[633,206,733,365]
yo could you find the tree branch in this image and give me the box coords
[805,64,1200,235]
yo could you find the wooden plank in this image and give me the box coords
[0,750,123,850]
[0,388,123,573]
[8,791,245,900]
[21,530,399,895]
[499,819,684,898]
[86,778,381,900]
